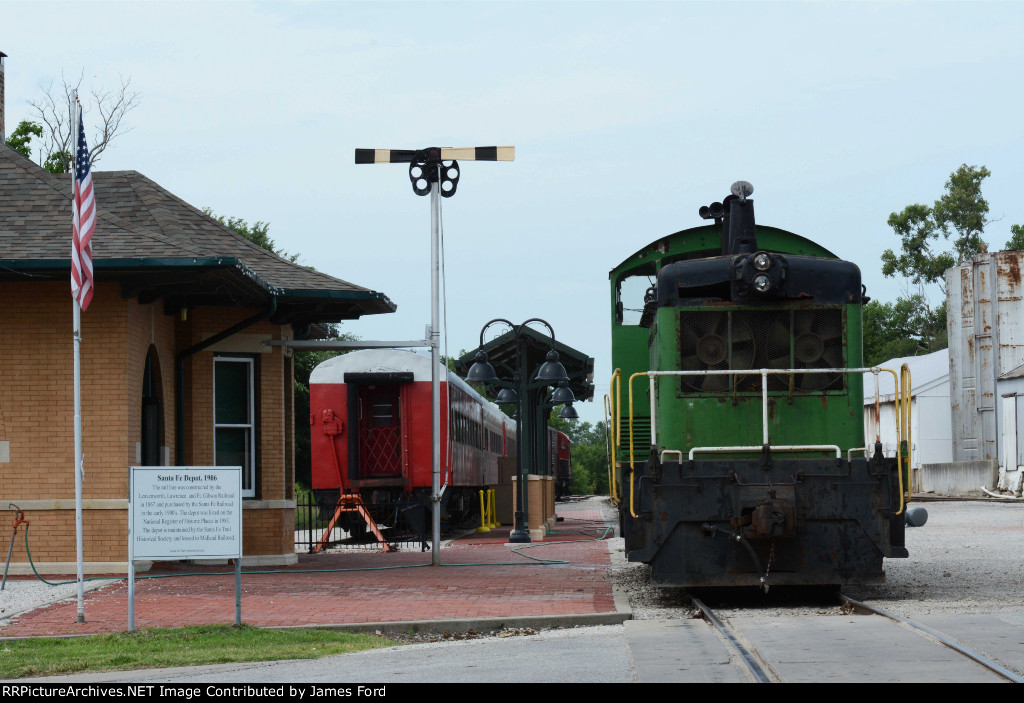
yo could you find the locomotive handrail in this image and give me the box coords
[626,366,908,519]
[688,444,842,460]
[899,363,912,512]
[610,368,622,450]
[604,393,621,507]
[627,371,647,518]
[609,368,623,508]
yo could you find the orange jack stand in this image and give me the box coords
[314,493,392,553]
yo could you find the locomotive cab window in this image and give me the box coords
[616,273,655,326]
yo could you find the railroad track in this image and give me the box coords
[690,595,1024,683]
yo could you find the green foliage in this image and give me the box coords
[4,120,69,173]
[881,164,991,289]
[548,412,611,496]
[202,208,300,263]
[1006,224,1024,251]
[43,149,72,174]
[881,204,955,286]
[933,164,991,263]
[863,296,947,366]
[569,463,595,495]
[4,120,42,159]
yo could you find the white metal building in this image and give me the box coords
[997,365,1024,495]
[863,349,952,493]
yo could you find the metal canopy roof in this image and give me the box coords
[456,324,595,403]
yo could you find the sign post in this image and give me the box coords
[128,466,242,631]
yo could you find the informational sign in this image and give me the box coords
[130,466,242,560]
[127,466,243,631]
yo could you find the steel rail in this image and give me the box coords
[841,596,1024,683]
[691,597,775,683]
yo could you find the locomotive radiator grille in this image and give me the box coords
[678,307,845,393]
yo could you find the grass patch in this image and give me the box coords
[0,624,395,679]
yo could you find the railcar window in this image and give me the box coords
[371,392,395,427]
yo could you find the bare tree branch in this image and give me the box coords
[26,71,140,172]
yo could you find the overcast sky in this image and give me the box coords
[3,1,1023,424]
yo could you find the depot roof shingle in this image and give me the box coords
[0,144,395,325]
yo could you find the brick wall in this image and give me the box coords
[0,286,298,570]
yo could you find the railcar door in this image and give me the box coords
[357,384,403,478]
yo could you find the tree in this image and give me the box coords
[202,209,300,263]
[881,164,991,293]
[4,120,42,159]
[548,413,611,496]
[872,164,996,364]
[24,73,140,173]
[1006,224,1024,252]
[862,296,947,366]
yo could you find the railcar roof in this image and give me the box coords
[310,349,513,424]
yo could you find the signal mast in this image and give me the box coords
[355,146,514,563]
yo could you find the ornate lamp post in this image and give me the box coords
[466,319,577,543]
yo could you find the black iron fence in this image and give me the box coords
[293,493,433,553]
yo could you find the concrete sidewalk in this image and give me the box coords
[0,498,628,638]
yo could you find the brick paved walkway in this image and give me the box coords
[0,499,619,637]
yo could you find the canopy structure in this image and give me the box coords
[458,324,594,477]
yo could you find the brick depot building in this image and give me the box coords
[0,144,394,573]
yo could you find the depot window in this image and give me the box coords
[214,356,256,497]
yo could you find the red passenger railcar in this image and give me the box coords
[551,429,572,499]
[309,349,515,527]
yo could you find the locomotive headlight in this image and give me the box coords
[752,252,772,271]
[752,274,772,293]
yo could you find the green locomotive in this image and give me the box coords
[608,182,911,589]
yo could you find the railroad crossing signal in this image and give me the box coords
[355,146,515,197]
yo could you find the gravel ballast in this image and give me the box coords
[608,498,1024,620]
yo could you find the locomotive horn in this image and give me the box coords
[698,202,725,221]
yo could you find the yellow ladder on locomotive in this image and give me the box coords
[314,492,392,553]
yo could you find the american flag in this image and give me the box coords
[71,104,95,311]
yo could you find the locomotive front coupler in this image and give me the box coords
[701,522,770,593]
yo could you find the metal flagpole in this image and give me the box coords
[430,166,441,565]
[72,94,85,623]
